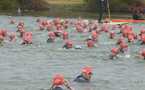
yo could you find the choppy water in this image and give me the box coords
[0,10,145,90]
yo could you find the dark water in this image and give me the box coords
[0,10,145,90]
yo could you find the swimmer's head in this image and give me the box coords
[65,41,72,47]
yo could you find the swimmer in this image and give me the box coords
[1,29,7,37]
[62,32,69,39]
[116,37,123,46]
[16,25,22,32]
[39,25,44,30]
[140,35,145,45]
[36,17,41,22]
[119,43,128,53]
[86,33,99,43]
[74,66,93,83]
[47,24,53,31]
[10,20,15,24]
[18,21,24,27]
[0,35,4,45]
[141,50,145,60]
[112,24,116,30]
[49,74,75,90]
[54,30,62,37]
[96,29,101,34]
[18,29,25,38]
[87,40,97,47]
[9,34,17,42]
[109,31,116,39]
[108,48,119,60]
[46,32,56,43]
[127,35,134,43]
[62,41,73,49]
[21,35,33,45]
[91,33,98,43]
[88,26,93,32]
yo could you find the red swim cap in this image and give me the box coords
[54,74,64,80]
[111,48,119,55]
[1,30,7,35]
[140,29,145,34]
[142,36,145,43]
[26,32,33,36]
[39,25,44,30]
[62,32,68,36]
[9,34,16,39]
[48,32,55,37]
[65,41,72,47]
[82,66,92,74]
[53,79,63,85]
[127,35,134,41]
[91,33,98,39]
[64,24,68,28]
[20,30,25,35]
[122,30,127,36]
[36,17,40,21]
[78,17,82,20]
[120,43,128,48]
[19,21,24,25]
[96,29,101,34]
[141,50,145,57]
[117,37,123,43]
[53,74,64,85]
[110,31,115,36]
[17,26,22,29]
[87,40,94,47]
[10,20,15,23]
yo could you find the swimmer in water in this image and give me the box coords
[127,35,134,43]
[46,32,56,43]
[116,37,123,46]
[62,32,69,39]
[18,30,25,38]
[62,41,73,49]
[0,35,4,45]
[108,48,119,60]
[9,34,17,42]
[62,41,82,49]
[87,40,97,47]
[1,29,7,37]
[74,66,93,83]
[109,31,116,39]
[119,43,128,53]
[21,35,33,45]
[49,74,75,90]
[10,20,15,24]
[141,50,145,60]
[16,26,22,32]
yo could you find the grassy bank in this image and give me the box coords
[44,0,91,11]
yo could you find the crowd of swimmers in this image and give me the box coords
[1,15,145,89]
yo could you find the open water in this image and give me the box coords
[0,10,145,90]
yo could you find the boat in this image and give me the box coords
[110,19,145,22]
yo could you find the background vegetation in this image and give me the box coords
[0,0,145,13]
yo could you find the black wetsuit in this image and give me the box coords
[74,75,90,83]
[62,45,73,49]
[108,54,118,60]
[48,86,63,90]
[18,35,23,38]
[46,38,54,43]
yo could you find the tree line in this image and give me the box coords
[0,0,50,10]
[83,0,145,12]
